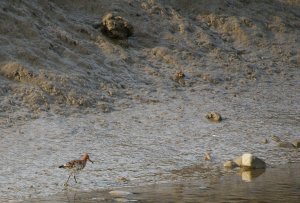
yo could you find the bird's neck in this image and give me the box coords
[81,159,87,167]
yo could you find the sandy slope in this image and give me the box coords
[0,0,299,117]
[0,0,299,201]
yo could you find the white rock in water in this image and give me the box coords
[242,153,266,169]
[242,153,254,167]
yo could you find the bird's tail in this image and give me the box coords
[59,165,65,168]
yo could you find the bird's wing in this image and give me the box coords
[63,160,78,169]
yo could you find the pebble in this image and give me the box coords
[271,135,281,143]
[233,156,242,167]
[116,176,130,183]
[206,112,222,122]
[204,152,211,161]
[277,142,295,148]
[223,160,238,168]
[261,138,268,144]
[292,140,300,148]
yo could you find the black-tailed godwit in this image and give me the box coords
[59,153,94,186]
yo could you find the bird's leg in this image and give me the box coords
[64,174,72,186]
[74,175,77,183]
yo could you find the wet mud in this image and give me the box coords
[1,76,299,201]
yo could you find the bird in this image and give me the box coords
[59,153,94,186]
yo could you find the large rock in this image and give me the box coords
[224,153,266,170]
[241,153,266,169]
[100,13,133,39]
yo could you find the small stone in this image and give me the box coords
[278,141,294,148]
[224,160,238,169]
[206,112,222,122]
[175,70,185,80]
[261,138,268,144]
[292,140,300,148]
[233,156,242,167]
[271,135,281,143]
[204,152,211,161]
[173,70,186,85]
[116,176,130,183]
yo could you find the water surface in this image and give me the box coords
[26,163,300,203]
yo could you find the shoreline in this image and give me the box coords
[17,162,300,203]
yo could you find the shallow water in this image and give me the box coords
[25,163,300,203]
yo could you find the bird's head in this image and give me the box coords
[82,153,94,163]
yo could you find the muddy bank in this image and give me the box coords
[0,0,299,117]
